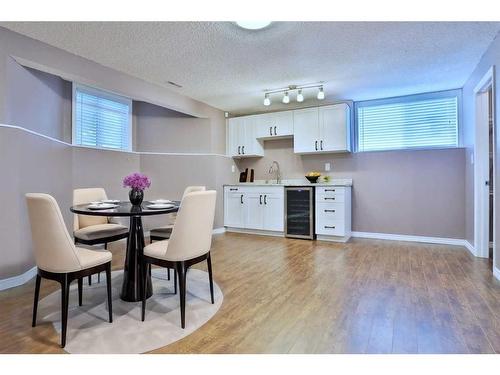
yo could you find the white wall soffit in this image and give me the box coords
[0,124,230,158]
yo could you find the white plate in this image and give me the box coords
[146,203,175,210]
[87,203,119,210]
[102,199,120,204]
[150,199,173,204]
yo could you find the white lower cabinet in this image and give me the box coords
[224,186,284,232]
[315,186,352,241]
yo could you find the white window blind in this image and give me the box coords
[356,90,459,152]
[73,85,132,151]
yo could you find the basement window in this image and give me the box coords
[355,89,460,152]
[72,84,132,151]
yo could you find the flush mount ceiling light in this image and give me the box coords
[262,83,325,107]
[235,21,272,30]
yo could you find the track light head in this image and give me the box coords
[282,91,290,104]
[317,86,325,100]
[263,93,271,106]
[296,89,304,103]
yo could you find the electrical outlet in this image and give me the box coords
[231,165,236,173]
[325,162,331,172]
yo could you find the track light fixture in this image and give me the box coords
[262,83,325,107]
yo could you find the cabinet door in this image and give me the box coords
[319,103,351,152]
[293,107,319,153]
[273,111,293,136]
[241,116,264,156]
[245,192,264,230]
[227,118,243,157]
[262,192,284,231]
[224,191,245,227]
[255,113,275,138]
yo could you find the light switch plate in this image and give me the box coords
[231,165,236,173]
[325,162,331,172]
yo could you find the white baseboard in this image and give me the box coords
[351,231,469,248]
[494,266,500,281]
[225,227,284,237]
[464,240,477,257]
[0,266,37,291]
[212,227,226,235]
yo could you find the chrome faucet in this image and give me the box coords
[269,161,281,184]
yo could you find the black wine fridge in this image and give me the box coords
[285,187,315,239]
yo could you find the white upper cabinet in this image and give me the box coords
[293,104,351,154]
[228,103,350,157]
[293,107,320,153]
[228,116,264,158]
[319,103,351,153]
[255,111,294,139]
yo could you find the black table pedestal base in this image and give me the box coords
[121,216,153,302]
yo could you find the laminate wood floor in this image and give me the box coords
[1,232,500,354]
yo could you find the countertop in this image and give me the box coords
[224,178,352,187]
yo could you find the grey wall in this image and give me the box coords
[236,139,466,239]
[5,60,72,142]
[0,27,232,280]
[462,31,500,268]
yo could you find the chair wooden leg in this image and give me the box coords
[88,275,92,285]
[177,262,187,329]
[60,275,70,348]
[141,258,147,322]
[32,274,41,327]
[105,263,113,323]
[167,268,170,280]
[207,253,215,304]
[78,278,83,306]
[97,272,101,283]
[174,269,177,294]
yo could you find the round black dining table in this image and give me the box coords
[70,201,180,302]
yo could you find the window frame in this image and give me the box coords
[354,89,462,153]
[72,83,133,152]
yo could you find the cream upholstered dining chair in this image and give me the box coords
[26,193,113,348]
[149,186,206,285]
[73,188,128,284]
[141,190,216,328]
[149,186,206,243]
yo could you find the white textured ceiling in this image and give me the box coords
[2,22,499,115]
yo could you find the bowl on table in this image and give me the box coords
[305,172,321,183]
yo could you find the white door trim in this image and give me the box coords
[473,66,496,260]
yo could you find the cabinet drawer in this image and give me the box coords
[316,193,345,203]
[316,219,345,236]
[316,202,345,221]
[316,187,346,195]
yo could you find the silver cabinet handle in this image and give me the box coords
[264,195,267,205]
[325,225,336,229]
[325,189,336,192]
[240,194,244,204]
[320,140,323,150]
[259,194,262,205]
[324,197,336,200]
[269,127,272,136]
[237,146,241,155]
[315,141,318,151]
[274,126,277,135]
[229,188,238,191]
[242,146,245,154]
[324,209,335,213]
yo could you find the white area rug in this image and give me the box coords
[37,268,223,353]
